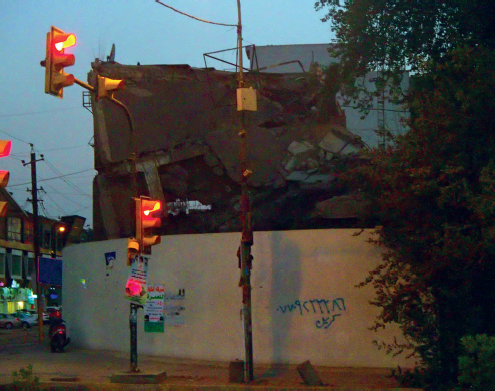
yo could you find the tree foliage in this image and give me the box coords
[315,0,495,113]
[316,0,495,74]
[347,46,495,386]
[315,0,495,387]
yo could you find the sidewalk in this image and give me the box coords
[0,341,418,390]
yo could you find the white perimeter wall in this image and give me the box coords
[62,229,413,368]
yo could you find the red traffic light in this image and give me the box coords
[53,33,76,52]
[0,140,11,158]
[0,140,10,217]
[43,26,76,99]
[135,197,162,252]
[143,201,161,216]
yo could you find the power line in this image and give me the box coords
[0,107,81,118]
[0,129,31,145]
[40,145,87,152]
[155,1,237,27]
[40,191,67,216]
[34,151,91,198]
[8,168,95,188]
[42,181,87,211]
[69,204,92,214]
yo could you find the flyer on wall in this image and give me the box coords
[144,284,165,332]
[124,254,149,306]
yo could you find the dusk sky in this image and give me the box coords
[0,1,335,227]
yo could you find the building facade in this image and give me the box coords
[0,188,85,314]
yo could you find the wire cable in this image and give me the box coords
[39,186,71,215]
[35,150,91,197]
[42,180,87,210]
[155,1,237,26]
[0,129,31,145]
[8,168,95,188]
[40,145,87,152]
[0,107,81,118]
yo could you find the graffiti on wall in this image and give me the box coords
[276,297,346,329]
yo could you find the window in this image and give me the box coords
[24,252,35,280]
[9,250,22,279]
[0,248,5,278]
[43,230,51,249]
[7,217,22,242]
[24,220,34,244]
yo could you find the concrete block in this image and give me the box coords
[318,132,348,153]
[285,171,309,181]
[284,156,298,171]
[340,143,359,155]
[302,174,334,184]
[288,141,314,155]
[296,360,324,386]
[229,361,244,383]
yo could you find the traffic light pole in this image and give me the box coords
[23,146,44,344]
[43,38,139,370]
[74,78,135,137]
[74,76,140,372]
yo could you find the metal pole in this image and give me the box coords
[129,303,139,372]
[82,74,140,372]
[237,0,254,382]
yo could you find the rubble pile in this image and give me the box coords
[89,62,365,239]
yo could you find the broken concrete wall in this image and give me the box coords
[89,62,365,240]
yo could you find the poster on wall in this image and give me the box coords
[105,251,116,270]
[124,254,149,305]
[144,284,165,332]
[164,289,185,326]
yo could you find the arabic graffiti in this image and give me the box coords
[315,314,341,329]
[276,297,346,329]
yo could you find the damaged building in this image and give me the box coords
[88,58,367,240]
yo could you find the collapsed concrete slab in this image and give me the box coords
[88,61,365,239]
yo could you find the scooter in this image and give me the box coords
[49,317,71,353]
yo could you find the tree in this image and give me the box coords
[315,0,495,74]
[315,0,495,387]
[315,0,495,113]
[344,45,495,387]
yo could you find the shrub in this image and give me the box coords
[458,334,495,389]
[10,364,40,390]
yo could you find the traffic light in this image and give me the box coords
[135,196,162,254]
[43,26,76,98]
[97,75,126,100]
[0,140,11,217]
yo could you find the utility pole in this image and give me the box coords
[22,145,44,344]
[236,0,254,382]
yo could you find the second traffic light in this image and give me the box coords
[97,75,125,100]
[135,196,162,254]
[43,26,76,98]
[0,140,11,217]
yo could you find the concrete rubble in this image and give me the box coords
[89,61,366,240]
